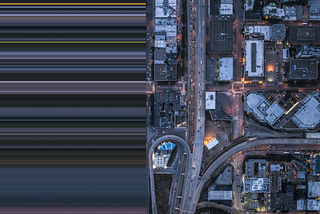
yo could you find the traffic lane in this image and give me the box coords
[0,82,146,95]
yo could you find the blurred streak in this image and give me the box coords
[0,3,146,6]
[0,1,147,213]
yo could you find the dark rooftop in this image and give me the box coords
[210,17,233,53]
[290,26,320,44]
[288,59,318,80]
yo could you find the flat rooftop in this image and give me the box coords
[219,57,233,81]
[292,96,320,129]
[210,18,233,53]
[289,59,318,80]
[208,191,232,200]
[206,92,216,110]
[245,40,264,77]
[290,26,320,44]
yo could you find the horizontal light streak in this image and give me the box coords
[0,41,145,43]
[0,3,146,6]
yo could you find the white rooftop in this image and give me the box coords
[270,164,283,171]
[297,199,306,210]
[245,26,270,40]
[208,191,232,200]
[308,182,320,198]
[205,92,216,110]
[245,0,254,11]
[265,102,285,125]
[245,40,264,77]
[155,6,177,18]
[306,133,320,139]
[154,155,169,167]
[155,35,166,48]
[292,96,320,129]
[220,4,233,15]
[245,92,269,121]
[263,6,284,18]
[221,0,233,3]
[219,57,233,81]
[206,138,219,150]
[308,199,320,210]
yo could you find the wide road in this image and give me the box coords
[180,0,206,212]
[188,138,320,213]
[148,135,191,214]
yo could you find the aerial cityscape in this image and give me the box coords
[146,0,320,213]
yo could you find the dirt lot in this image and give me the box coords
[154,174,173,214]
[201,120,233,172]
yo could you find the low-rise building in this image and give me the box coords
[291,93,320,129]
[153,90,182,128]
[308,182,320,198]
[245,40,264,78]
[210,17,233,53]
[219,57,233,81]
[244,178,270,193]
[284,5,303,20]
[206,92,216,110]
[245,92,285,126]
[290,26,320,45]
[220,4,233,15]
[309,0,320,21]
[208,191,233,200]
[246,159,267,178]
[263,5,284,19]
[297,199,306,210]
[244,25,270,40]
[288,59,318,80]
[307,199,320,210]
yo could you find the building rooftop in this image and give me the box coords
[244,178,270,193]
[220,4,233,15]
[158,142,175,150]
[244,0,254,11]
[219,57,233,81]
[284,5,303,20]
[265,102,285,125]
[290,26,320,44]
[292,95,320,129]
[297,199,306,210]
[288,59,318,80]
[154,49,166,61]
[270,164,283,172]
[309,0,320,20]
[245,25,271,40]
[153,91,181,128]
[245,40,264,77]
[206,58,217,82]
[308,182,320,198]
[210,18,233,53]
[208,191,233,200]
[245,11,261,20]
[215,165,233,185]
[155,34,166,48]
[270,24,287,41]
[206,92,216,110]
[263,6,284,19]
[308,199,320,210]
[206,138,219,150]
[245,92,288,126]
[246,159,266,178]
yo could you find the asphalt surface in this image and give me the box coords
[180,0,207,212]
